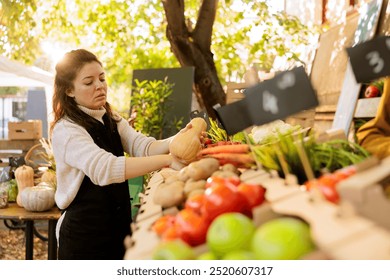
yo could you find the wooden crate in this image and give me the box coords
[354,97,381,118]
[0,139,39,167]
[8,120,42,140]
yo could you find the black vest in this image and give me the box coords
[58,114,131,260]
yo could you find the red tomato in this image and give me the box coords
[184,193,205,214]
[303,179,316,192]
[206,176,240,188]
[203,138,213,146]
[151,215,176,236]
[317,174,339,188]
[364,85,380,98]
[175,209,210,246]
[161,223,183,241]
[226,176,241,186]
[237,182,266,208]
[305,180,339,204]
[202,183,251,222]
[318,184,339,204]
[333,166,356,181]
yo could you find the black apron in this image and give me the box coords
[58,114,132,260]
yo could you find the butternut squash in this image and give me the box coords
[14,165,34,207]
[41,169,57,190]
[169,118,207,164]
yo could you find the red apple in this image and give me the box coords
[364,85,380,98]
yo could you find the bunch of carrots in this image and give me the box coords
[200,117,255,168]
[197,143,255,168]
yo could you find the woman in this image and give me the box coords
[51,49,191,260]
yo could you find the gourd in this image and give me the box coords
[20,185,55,212]
[169,117,207,164]
[41,170,57,189]
[14,165,34,207]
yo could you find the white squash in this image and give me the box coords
[20,185,56,212]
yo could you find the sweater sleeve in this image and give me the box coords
[356,77,390,159]
[116,118,156,157]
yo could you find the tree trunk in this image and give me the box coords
[162,0,226,119]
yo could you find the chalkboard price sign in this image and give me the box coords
[347,35,390,83]
[215,67,318,135]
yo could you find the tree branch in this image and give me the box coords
[161,0,187,37]
[193,0,218,51]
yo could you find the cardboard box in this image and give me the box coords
[8,120,42,140]
[225,82,247,104]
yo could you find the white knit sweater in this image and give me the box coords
[51,106,155,210]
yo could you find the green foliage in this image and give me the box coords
[251,131,370,184]
[207,117,248,143]
[214,0,318,81]
[0,0,41,64]
[1,0,319,111]
[130,78,183,139]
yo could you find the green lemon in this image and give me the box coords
[152,240,196,260]
[251,217,315,260]
[206,212,255,258]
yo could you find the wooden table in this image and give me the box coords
[0,203,61,260]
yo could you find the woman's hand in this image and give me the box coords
[169,154,187,171]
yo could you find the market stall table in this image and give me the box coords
[0,203,61,260]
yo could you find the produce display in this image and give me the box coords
[2,137,58,212]
[151,213,315,261]
[150,165,266,247]
[124,118,390,260]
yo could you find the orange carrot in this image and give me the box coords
[198,144,250,156]
[204,153,255,167]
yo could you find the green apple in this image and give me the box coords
[152,240,196,260]
[251,217,315,260]
[207,212,255,258]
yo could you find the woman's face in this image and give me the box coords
[67,61,107,110]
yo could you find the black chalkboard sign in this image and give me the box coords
[215,67,318,135]
[347,35,390,83]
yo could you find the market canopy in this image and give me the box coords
[0,55,54,87]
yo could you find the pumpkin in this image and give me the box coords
[20,185,56,212]
[14,165,35,207]
[41,169,57,189]
[169,117,207,164]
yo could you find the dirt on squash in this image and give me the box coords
[0,220,49,260]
